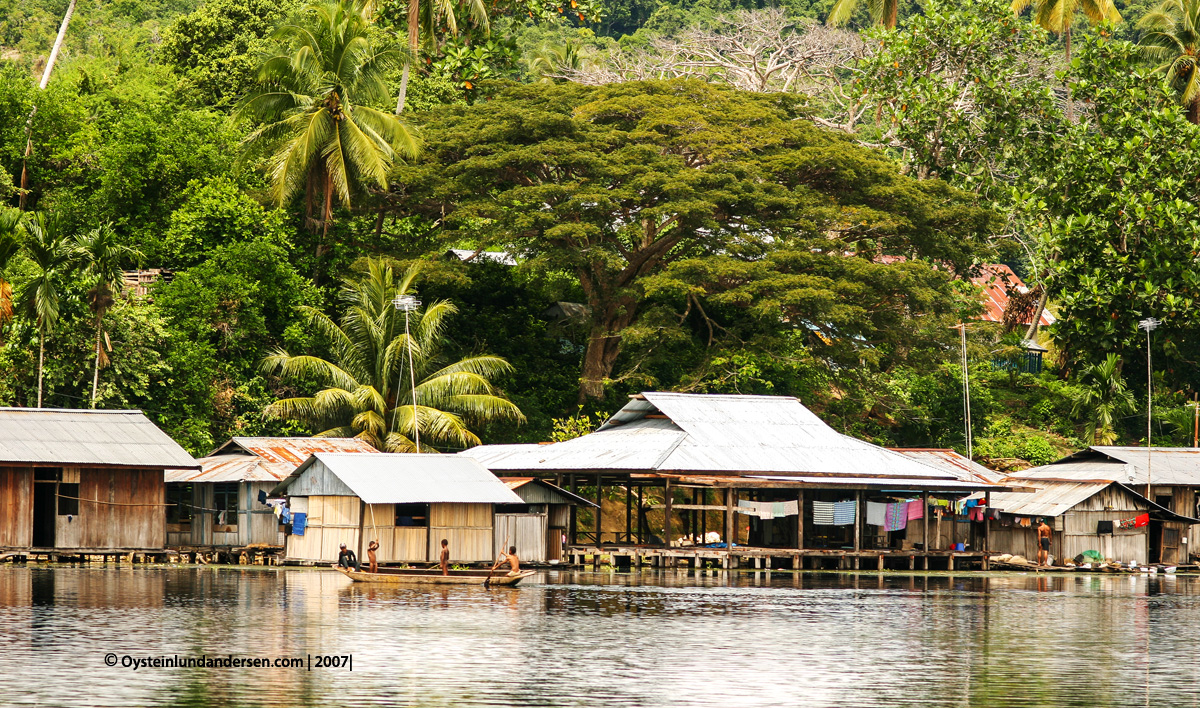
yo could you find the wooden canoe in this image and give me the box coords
[334,566,535,586]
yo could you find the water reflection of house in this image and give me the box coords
[164,437,378,550]
[980,447,1200,565]
[462,393,1011,570]
[271,453,526,564]
[497,478,596,563]
[0,409,196,555]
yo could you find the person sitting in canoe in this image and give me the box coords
[490,546,520,576]
[336,544,360,571]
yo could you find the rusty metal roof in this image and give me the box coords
[168,437,379,484]
[0,408,196,469]
[500,477,597,507]
[462,393,1000,491]
[888,449,1005,485]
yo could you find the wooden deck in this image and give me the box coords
[567,545,994,571]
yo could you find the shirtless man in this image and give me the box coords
[439,539,450,576]
[367,539,379,573]
[1036,519,1052,566]
[491,546,520,576]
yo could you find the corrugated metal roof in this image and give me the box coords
[746,475,1003,490]
[0,408,196,469]
[980,480,1110,518]
[172,437,379,484]
[1041,446,1200,486]
[500,477,598,507]
[1007,460,1133,484]
[888,449,1006,485]
[462,393,997,490]
[275,453,523,504]
[971,264,1055,327]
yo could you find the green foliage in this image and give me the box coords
[160,177,293,268]
[160,0,303,108]
[549,406,596,440]
[1070,353,1136,444]
[1137,0,1200,122]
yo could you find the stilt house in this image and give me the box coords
[497,478,595,562]
[0,409,196,553]
[164,437,378,549]
[271,453,525,564]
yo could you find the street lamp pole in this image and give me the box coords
[393,294,422,452]
[1138,317,1160,499]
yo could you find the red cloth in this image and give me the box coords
[906,500,923,521]
[1134,513,1150,528]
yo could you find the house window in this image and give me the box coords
[395,504,429,527]
[58,483,79,516]
[167,484,193,523]
[213,483,239,525]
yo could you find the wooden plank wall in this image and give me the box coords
[0,466,32,547]
[494,513,548,562]
[430,503,493,563]
[362,503,428,562]
[79,468,165,549]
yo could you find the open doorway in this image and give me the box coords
[33,482,56,547]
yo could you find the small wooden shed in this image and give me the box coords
[272,453,524,564]
[0,408,197,553]
[165,437,378,549]
[980,480,1198,564]
[497,478,595,562]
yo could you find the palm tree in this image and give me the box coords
[826,0,899,29]
[527,41,592,82]
[236,0,419,240]
[1139,0,1200,123]
[262,258,524,451]
[75,223,142,408]
[19,212,77,408]
[1071,353,1136,445]
[0,209,22,330]
[1012,0,1122,63]
[393,0,490,113]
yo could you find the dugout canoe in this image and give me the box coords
[334,566,535,586]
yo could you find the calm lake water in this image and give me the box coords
[1,565,1197,707]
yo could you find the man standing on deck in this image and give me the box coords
[1036,519,1052,566]
[490,546,520,576]
[439,539,450,576]
[367,539,379,573]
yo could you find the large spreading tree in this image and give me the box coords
[395,79,997,401]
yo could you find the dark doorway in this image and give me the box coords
[1149,519,1163,564]
[33,483,56,547]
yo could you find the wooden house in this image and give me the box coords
[993,448,1200,564]
[271,453,524,564]
[497,478,596,563]
[463,392,1010,570]
[0,408,197,554]
[164,437,378,549]
[975,480,1196,565]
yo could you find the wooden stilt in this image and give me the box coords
[625,477,632,544]
[983,491,991,570]
[724,487,734,549]
[663,478,673,548]
[922,490,929,553]
[797,490,805,552]
[594,473,602,545]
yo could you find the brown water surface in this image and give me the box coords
[0,566,1192,707]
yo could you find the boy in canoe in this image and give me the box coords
[490,546,520,576]
[367,539,379,573]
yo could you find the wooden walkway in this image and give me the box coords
[567,545,994,571]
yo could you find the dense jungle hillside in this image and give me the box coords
[1,0,1198,468]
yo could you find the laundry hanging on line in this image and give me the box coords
[737,499,799,520]
[812,501,836,526]
[832,500,857,526]
[866,502,887,527]
[906,500,923,521]
[883,502,907,532]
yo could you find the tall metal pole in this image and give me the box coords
[393,294,422,452]
[957,323,973,461]
[1139,317,1160,498]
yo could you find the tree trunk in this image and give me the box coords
[1023,287,1049,343]
[1189,98,1200,125]
[91,322,102,408]
[37,328,45,408]
[579,323,624,403]
[20,0,76,210]
[885,0,897,29]
[1064,27,1073,122]
[395,0,420,114]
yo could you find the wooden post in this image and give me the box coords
[356,500,366,561]
[853,490,862,553]
[637,485,645,543]
[922,491,929,564]
[663,478,673,548]
[701,488,708,542]
[594,473,603,545]
[625,476,632,545]
[796,490,805,551]
[569,474,578,546]
[725,487,734,550]
[983,491,991,570]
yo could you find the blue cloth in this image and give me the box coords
[281,509,291,525]
[292,512,307,536]
[833,500,857,526]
